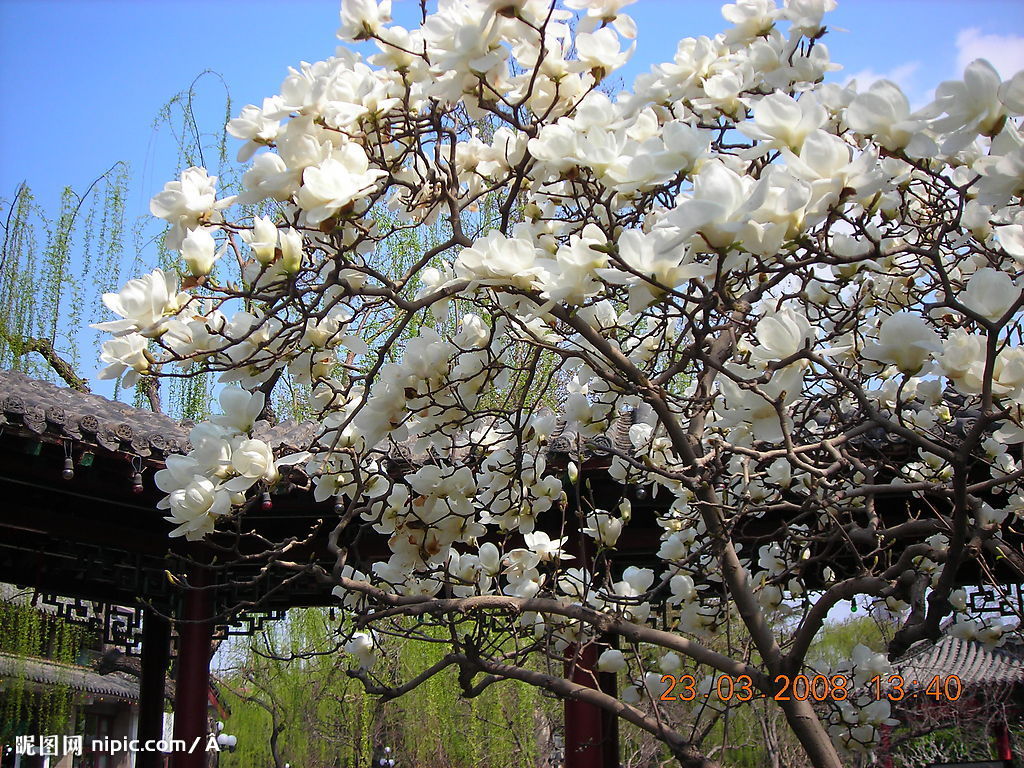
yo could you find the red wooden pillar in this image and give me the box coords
[994,717,1014,761]
[171,566,213,768]
[565,643,603,768]
[564,642,618,768]
[598,656,620,768]
[562,484,619,768]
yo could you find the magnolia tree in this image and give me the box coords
[91,0,1024,765]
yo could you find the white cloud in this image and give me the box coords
[956,28,1024,80]
[843,61,920,93]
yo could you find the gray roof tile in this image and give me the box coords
[0,651,140,700]
[0,369,187,457]
[895,635,1024,689]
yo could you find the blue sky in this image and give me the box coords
[2,0,1022,230]
[2,0,1020,385]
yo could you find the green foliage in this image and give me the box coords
[0,164,128,382]
[0,599,86,742]
[805,613,891,670]
[218,609,373,768]
[396,625,541,768]
[152,70,235,195]
[217,609,546,768]
[890,720,1024,766]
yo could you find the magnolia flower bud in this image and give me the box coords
[181,227,219,277]
[597,649,627,673]
[247,215,279,265]
[280,227,304,274]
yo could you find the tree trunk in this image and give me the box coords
[776,696,842,768]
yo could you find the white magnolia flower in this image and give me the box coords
[721,0,778,42]
[997,224,1024,261]
[845,80,931,155]
[619,567,654,594]
[938,330,985,381]
[621,684,641,705]
[668,574,696,604]
[757,543,787,576]
[739,91,826,152]
[663,160,754,251]
[642,672,671,699]
[657,531,689,561]
[757,583,784,611]
[597,649,627,673]
[658,652,682,673]
[214,387,266,433]
[338,0,392,41]
[344,632,377,668]
[538,224,609,305]
[863,312,941,374]
[239,152,299,203]
[279,227,304,274]
[582,510,623,547]
[150,167,226,250]
[575,28,631,76]
[296,145,388,225]
[243,215,279,265]
[159,475,232,541]
[850,643,891,684]
[478,542,502,577]
[716,363,805,444]
[564,0,637,19]
[97,334,149,386]
[765,458,793,488]
[226,97,282,161]
[927,59,1024,154]
[92,269,187,338]
[781,0,837,37]
[455,229,545,290]
[523,531,572,561]
[227,439,279,490]
[185,423,233,478]
[959,267,1021,323]
[598,229,713,313]
[751,306,813,363]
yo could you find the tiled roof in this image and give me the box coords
[0,651,140,701]
[894,635,1024,689]
[0,369,320,459]
[0,369,188,457]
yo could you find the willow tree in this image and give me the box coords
[1,73,253,419]
[90,1,1024,766]
[217,609,546,768]
[0,592,85,743]
[0,166,128,393]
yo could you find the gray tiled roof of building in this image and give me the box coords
[0,651,140,701]
[894,635,1024,689]
[0,368,319,459]
[0,368,189,457]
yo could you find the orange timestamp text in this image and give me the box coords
[657,673,963,703]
